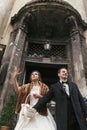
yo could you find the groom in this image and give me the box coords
[29,68,87,130]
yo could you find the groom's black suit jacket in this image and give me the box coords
[34,81,87,130]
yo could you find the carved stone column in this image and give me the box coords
[0,13,31,114]
[66,16,87,97]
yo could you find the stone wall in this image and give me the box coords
[83,0,87,17]
[64,0,87,22]
[0,0,15,45]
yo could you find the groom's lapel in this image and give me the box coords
[67,81,73,94]
[56,82,66,93]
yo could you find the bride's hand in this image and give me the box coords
[33,94,43,99]
[14,67,21,78]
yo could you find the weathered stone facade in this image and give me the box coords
[0,0,87,115]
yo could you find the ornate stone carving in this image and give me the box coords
[65,15,78,32]
[21,12,32,25]
[19,12,32,32]
[11,12,32,33]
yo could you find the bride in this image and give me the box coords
[13,67,57,130]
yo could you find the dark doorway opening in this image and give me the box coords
[25,61,67,87]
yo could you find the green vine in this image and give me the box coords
[0,95,16,128]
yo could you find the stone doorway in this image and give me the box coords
[25,61,68,118]
[25,61,68,87]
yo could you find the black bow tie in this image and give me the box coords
[62,81,68,84]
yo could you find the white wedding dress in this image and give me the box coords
[14,85,57,130]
